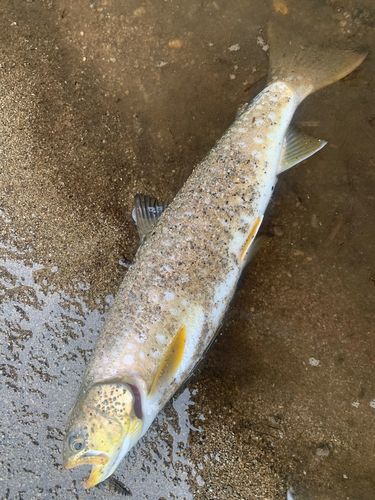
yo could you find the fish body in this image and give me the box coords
[63,20,366,488]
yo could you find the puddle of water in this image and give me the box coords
[0,245,202,499]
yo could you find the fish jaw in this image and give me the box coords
[65,431,140,489]
[84,465,105,489]
[64,450,113,489]
[83,433,138,488]
[83,460,117,489]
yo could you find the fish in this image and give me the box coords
[62,18,366,488]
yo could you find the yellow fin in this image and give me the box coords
[148,325,187,399]
[240,217,263,263]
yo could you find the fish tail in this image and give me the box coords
[267,17,367,101]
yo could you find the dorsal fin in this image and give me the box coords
[132,194,169,243]
[148,325,187,399]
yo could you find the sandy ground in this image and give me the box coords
[1,0,375,499]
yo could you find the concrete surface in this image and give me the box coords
[1,0,375,499]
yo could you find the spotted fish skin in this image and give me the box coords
[63,19,366,488]
[84,81,294,407]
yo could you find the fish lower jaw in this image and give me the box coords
[84,433,135,488]
[83,465,106,489]
[83,457,120,489]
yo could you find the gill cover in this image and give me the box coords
[63,381,143,488]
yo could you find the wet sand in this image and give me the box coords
[1,0,375,498]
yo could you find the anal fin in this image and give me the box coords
[279,126,327,173]
[148,325,187,399]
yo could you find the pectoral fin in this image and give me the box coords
[148,325,187,399]
[132,194,169,243]
[278,127,327,173]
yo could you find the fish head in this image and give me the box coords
[63,381,143,488]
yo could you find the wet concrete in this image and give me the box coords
[0,0,375,498]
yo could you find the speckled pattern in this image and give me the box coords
[81,82,294,399]
[67,25,367,481]
[65,382,135,469]
[2,0,375,498]
[64,78,298,486]
[64,29,367,483]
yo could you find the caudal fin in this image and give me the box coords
[268,17,367,101]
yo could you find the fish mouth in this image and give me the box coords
[64,448,120,488]
[65,451,110,470]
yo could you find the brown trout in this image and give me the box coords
[62,20,366,488]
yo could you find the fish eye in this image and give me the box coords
[69,434,85,453]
